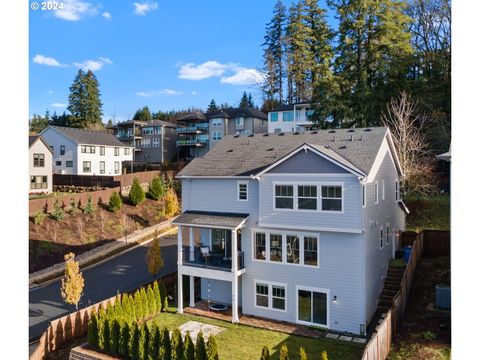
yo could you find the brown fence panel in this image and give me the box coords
[53,174,118,188]
[422,230,450,257]
[114,170,164,187]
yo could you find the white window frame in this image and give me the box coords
[251,229,320,268]
[213,131,222,141]
[254,280,287,312]
[100,146,105,156]
[114,161,120,174]
[380,226,384,249]
[270,112,278,122]
[362,184,366,208]
[212,119,222,127]
[320,185,343,212]
[386,223,390,245]
[237,181,248,201]
[99,161,105,174]
[235,117,244,128]
[395,180,400,201]
[374,181,379,204]
[82,161,91,173]
[295,285,330,328]
[274,184,294,210]
[152,138,160,148]
[124,148,130,155]
[114,147,120,156]
[297,185,317,211]
[382,179,385,200]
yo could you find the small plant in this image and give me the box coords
[129,177,146,206]
[420,330,437,340]
[195,331,207,360]
[51,198,65,220]
[84,194,95,214]
[206,336,219,360]
[33,210,47,225]
[109,191,123,212]
[321,350,328,360]
[148,175,167,200]
[260,346,270,360]
[279,344,289,360]
[299,347,308,360]
[69,197,78,215]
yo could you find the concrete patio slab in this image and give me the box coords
[353,337,367,343]
[178,320,225,343]
[339,335,353,341]
[325,333,339,339]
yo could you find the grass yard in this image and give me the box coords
[405,194,450,231]
[150,309,364,360]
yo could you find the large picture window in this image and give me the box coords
[275,185,294,209]
[255,233,266,260]
[321,186,342,211]
[298,185,317,210]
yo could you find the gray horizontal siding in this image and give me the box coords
[268,150,349,174]
[200,278,242,306]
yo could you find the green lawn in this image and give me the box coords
[405,194,450,231]
[149,309,364,360]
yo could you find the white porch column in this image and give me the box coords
[189,227,195,261]
[178,273,183,314]
[231,229,239,323]
[177,225,183,266]
[189,276,195,307]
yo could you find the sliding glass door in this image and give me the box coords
[297,288,328,327]
[211,229,231,258]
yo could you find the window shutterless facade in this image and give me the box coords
[321,186,342,211]
[55,160,61,166]
[212,119,222,127]
[81,145,95,153]
[297,185,317,210]
[83,161,91,173]
[100,146,105,156]
[255,233,266,260]
[30,176,48,189]
[270,112,278,122]
[60,145,65,155]
[237,181,248,201]
[99,161,105,174]
[114,161,120,174]
[269,234,282,262]
[152,138,160,147]
[274,183,343,212]
[213,131,222,141]
[275,185,294,209]
[124,148,130,155]
[235,117,244,128]
[33,153,45,167]
[255,283,269,308]
[283,111,294,122]
[114,147,120,155]
[286,235,300,264]
[380,227,384,249]
[255,280,286,311]
[66,161,73,167]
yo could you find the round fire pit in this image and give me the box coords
[209,303,227,312]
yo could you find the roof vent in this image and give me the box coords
[278,132,285,136]
[266,148,274,151]
[338,145,347,149]
[328,130,336,134]
[332,136,336,142]
[227,149,233,153]
[347,129,355,133]
[293,132,300,135]
[248,134,254,137]
[233,134,240,138]
[350,134,354,141]
[364,128,372,132]
[263,133,269,137]
[360,135,363,141]
[311,131,318,134]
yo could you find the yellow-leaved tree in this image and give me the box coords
[146,232,164,279]
[61,252,85,310]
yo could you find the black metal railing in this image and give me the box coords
[181,246,244,271]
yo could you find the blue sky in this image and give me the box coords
[30,0,332,122]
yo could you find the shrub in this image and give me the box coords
[84,194,95,214]
[118,322,131,357]
[206,336,219,360]
[153,281,162,313]
[129,178,146,206]
[33,210,47,225]
[87,312,99,348]
[321,350,328,360]
[162,188,180,218]
[110,319,121,355]
[140,287,149,317]
[171,328,184,360]
[299,347,308,360]
[161,326,172,360]
[148,324,161,360]
[51,198,65,221]
[128,324,140,360]
[69,197,78,215]
[195,331,207,360]
[147,285,157,315]
[279,344,289,360]
[159,281,167,311]
[183,331,195,360]
[163,295,169,312]
[100,318,110,353]
[260,346,270,360]
[109,191,122,212]
[134,290,144,321]
[139,323,150,360]
[148,175,167,200]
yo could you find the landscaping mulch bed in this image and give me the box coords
[29,198,166,273]
[388,256,451,360]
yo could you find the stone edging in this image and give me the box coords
[29,215,178,286]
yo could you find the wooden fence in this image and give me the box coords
[361,232,424,360]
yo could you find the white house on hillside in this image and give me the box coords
[267,102,316,134]
[40,126,134,176]
[29,135,53,194]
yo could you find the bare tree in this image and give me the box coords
[98,209,105,234]
[382,92,437,197]
[76,217,84,241]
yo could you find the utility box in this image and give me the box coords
[436,284,451,310]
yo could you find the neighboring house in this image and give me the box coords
[29,135,53,194]
[267,102,316,134]
[176,108,268,159]
[111,120,177,164]
[39,126,133,176]
[174,127,407,335]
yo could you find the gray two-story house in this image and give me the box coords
[174,127,406,335]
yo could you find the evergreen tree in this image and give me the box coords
[206,336,219,360]
[299,347,308,360]
[29,114,49,134]
[159,281,167,311]
[279,344,289,360]
[129,177,146,206]
[139,323,150,360]
[147,285,157,315]
[68,69,103,128]
[239,91,250,108]
[100,318,111,353]
[183,331,195,360]
[247,93,255,108]
[140,287,149,318]
[260,346,270,360]
[161,327,172,360]
[148,175,167,201]
[262,0,287,104]
[153,281,162,312]
[207,99,219,113]
[129,324,141,360]
[110,319,121,355]
[148,324,162,360]
[87,312,99,348]
[134,290,143,321]
[171,328,184,360]
[108,191,122,212]
[119,321,131,357]
[133,106,153,121]
[195,331,207,360]
[321,350,328,360]
[107,118,113,127]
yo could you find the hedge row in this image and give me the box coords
[260,344,328,360]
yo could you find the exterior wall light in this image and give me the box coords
[333,296,338,304]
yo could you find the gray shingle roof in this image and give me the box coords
[173,211,249,229]
[206,107,268,120]
[47,126,132,147]
[29,135,53,152]
[178,127,388,177]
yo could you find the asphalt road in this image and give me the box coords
[29,237,178,341]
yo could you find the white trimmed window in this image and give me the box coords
[99,161,105,174]
[141,138,151,148]
[382,179,385,200]
[386,225,390,245]
[380,227,384,249]
[235,117,244,128]
[297,185,317,210]
[114,147,119,156]
[237,181,248,201]
[100,146,105,156]
[321,185,342,212]
[255,283,269,308]
[275,185,294,209]
[269,234,282,262]
[152,138,160,147]
[124,148,130,155]
[114,161,120,174]
[395,180,399,201]
[362,184,366,207]
[304,236,318,266]
[254,233,266,260]
[213,131,222,141]
[83,161,91,173]
[255,281,286,311]
[374,182,379,204]
[212,119,222,127]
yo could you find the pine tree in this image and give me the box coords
[134,290,143,321]
[139,323,150,360]
[183,331,195,360]
[299,347,307,360]
[171,328,183,360]
[207,99,219,113]
[60,252,84,310]
[100,318,111,353]
[110,319,121,355]
[129,324,141,360]
[68,69,103,128]
[119,321,131,357]
[146,233,164,279]
[161,327,172,360]
[148,324,161,360]
[133,106,153,121]
[195,331,207,360]
[260,346,270,360]
[153,281,162,313]
[129,177,146,206]
[147,285,157,315]
[87,312,99,349]
[148,175,167,201]
[140,287,149,318]
[206,336,219,360]
[239,91,250,108]
[108,191,122,212]
[279,344,289,360]
[247,93,255,108]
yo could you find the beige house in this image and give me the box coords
[29,135,53,194]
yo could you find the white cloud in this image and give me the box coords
[48,90,54,94]
[136,88,183,97]
[133,2,158,16]
[53,0,99,21]
[33,54,66,67]
[73,57,113,71]
[51,102,67,108]
[220,68,265,85]
[178,61,230,80]
[102,12,112,20]
[191,91,198,95]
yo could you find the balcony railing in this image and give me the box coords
[176,139,208,147]
[180,246,245,272]
[176,123,209,134]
